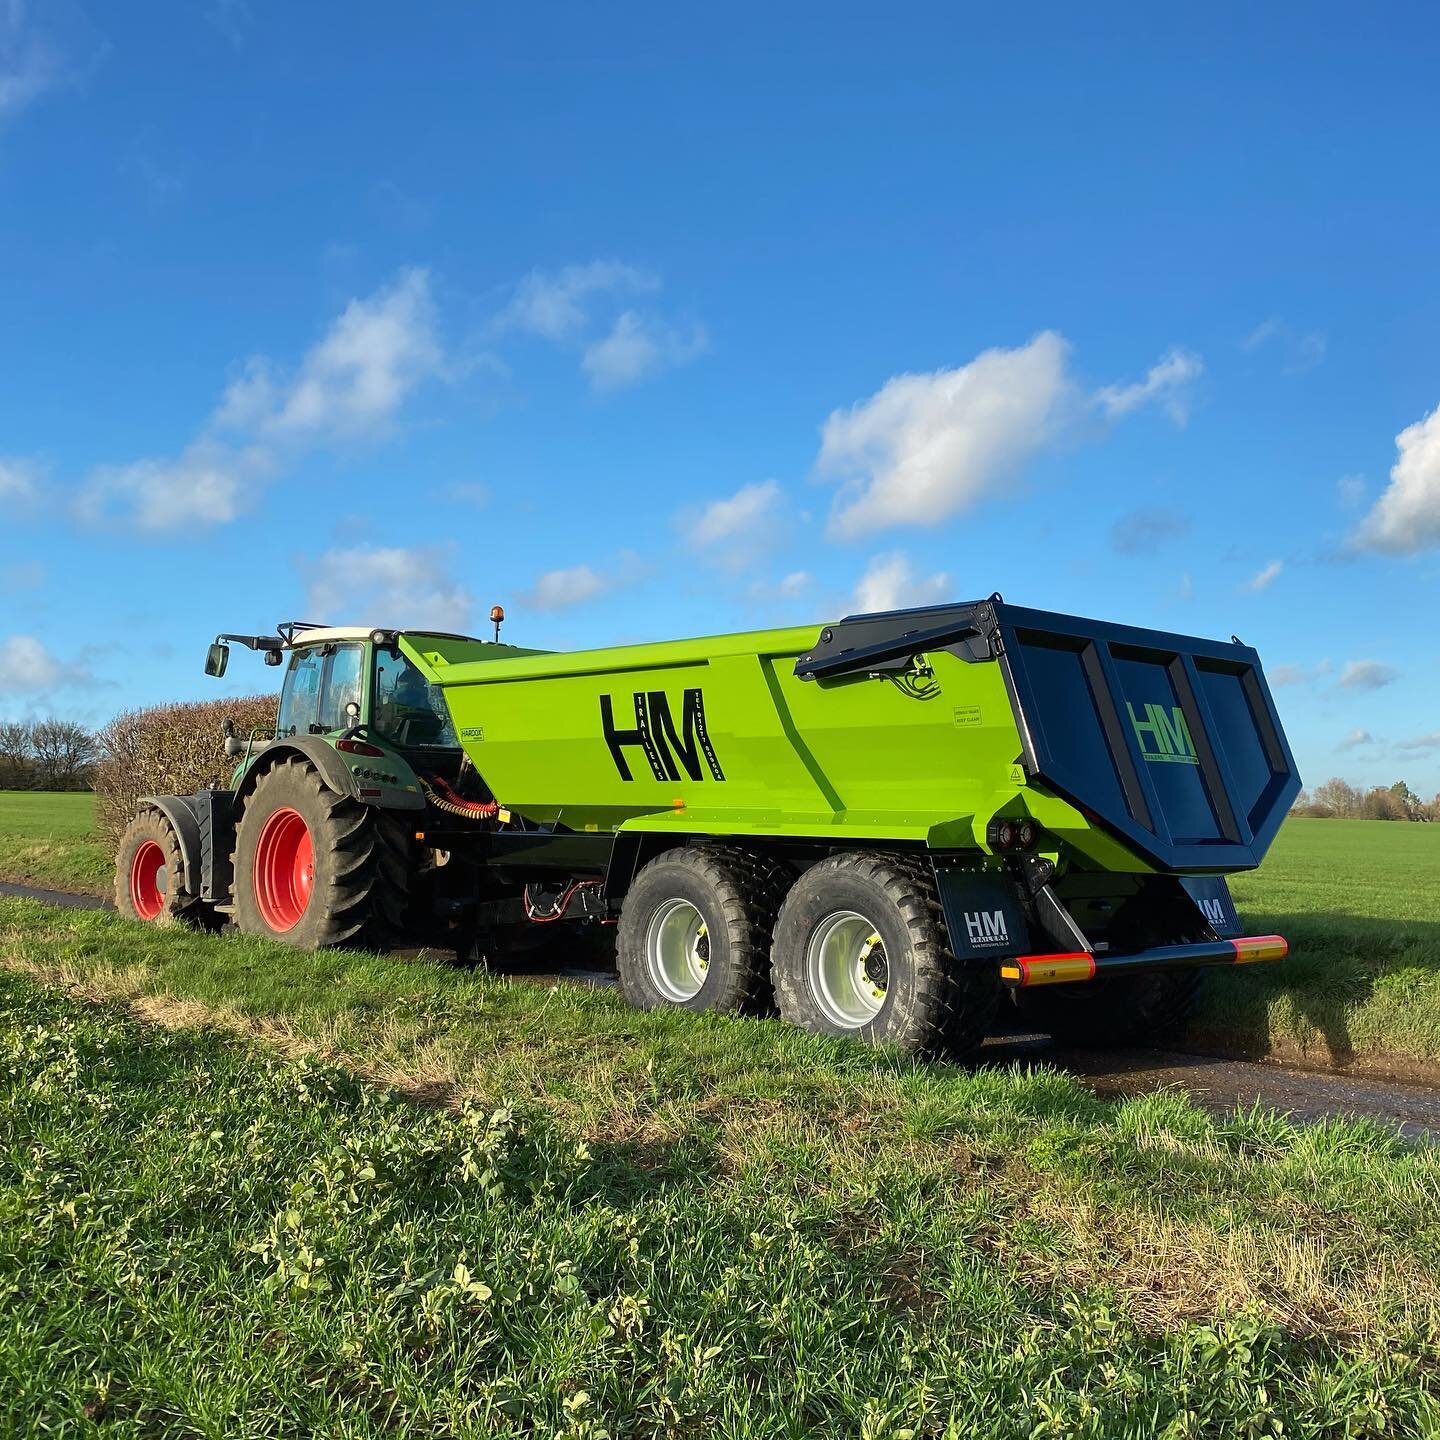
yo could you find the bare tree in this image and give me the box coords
[27,719,99,790]
[0,720,34,789]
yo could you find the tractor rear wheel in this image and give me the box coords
[233,756,411,949]
[114,808,210,927]
[1019,969,1203,1049]
[616,845,789,1014]
[770,852,999,1059]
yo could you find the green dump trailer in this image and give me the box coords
[114,598,1299,1056]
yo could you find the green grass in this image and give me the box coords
[0,790,109,895]
[1198,819,1440,1072]
[3,911,1440,1438]
[2,793,1439,1070]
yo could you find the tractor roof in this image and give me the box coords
[287,626,482,648]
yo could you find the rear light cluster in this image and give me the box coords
[986,816,1041,853]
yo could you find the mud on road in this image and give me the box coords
[6,879,1438,1141]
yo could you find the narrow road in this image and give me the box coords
[5,880,1438,1140]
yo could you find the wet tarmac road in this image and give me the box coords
[6,879,1439,1140]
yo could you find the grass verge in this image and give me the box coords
[4,897,1440,1434]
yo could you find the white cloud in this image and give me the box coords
[0,2,60,120]
[1241,317,1327,373]
[523,563,610,612]
[683,480,782,558]
[1270,659,1331,687]
[1244,559,1283,592]
[0,635,89,691]
[442,481,489,507]
[854,552,951,613]
[78,269,446,532]
[748,570,813,606]
[1094,348,1203,424]
[1338,659,1398,691]
[496,261,706,391]
[1338,728,1374,751]
[1336,473,1366,510]
[77,441,268,533]
[1354,403,1440,554]
[1109,506,1189,555]
[819,332,1073,539]
[581,311,707,392]
[263,268,444,440]
[497,262,658,343]
[0,455,40,499]
[817,334,1202,538]
[1395,731,1440,752]
[305,545,472,632]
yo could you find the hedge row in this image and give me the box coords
[94,695,278,844]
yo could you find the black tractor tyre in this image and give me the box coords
[770,852,1000,1060]
[616,845,791,1014]
[114,807,214,928]
[1018,968,1204,1049]
[232,755,411,950]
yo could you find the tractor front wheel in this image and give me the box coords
[114,808,209,927]
[770,853,999,1059]
[233,756,411,949]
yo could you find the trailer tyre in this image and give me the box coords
[771,853,999,1059]
[233,756,411,950]
[114,808,211,928]
[1020,969,1203,1048]
[617,845,789,1014]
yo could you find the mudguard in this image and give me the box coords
[235,736,425,812]
[137,794,204,893]
[932,866,1032,961]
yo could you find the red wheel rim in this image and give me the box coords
[129,840,167,920]
[253,807,315,933]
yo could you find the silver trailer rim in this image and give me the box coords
[806,910,888,1028]
[645,898,710,1002]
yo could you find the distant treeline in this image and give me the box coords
[1292,778,1440,822]
[0,719,98,792]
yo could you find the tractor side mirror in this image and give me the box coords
[204,642,229,678]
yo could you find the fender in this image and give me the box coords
[234,735,425,812]
[137,794,204,894]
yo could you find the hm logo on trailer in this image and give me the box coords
[964,910,1008,947]
[601,688,726,783]
[1126,702,1199,765]
[1199,897,1227,927]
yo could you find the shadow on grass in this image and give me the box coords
[1180,910,1440,1067]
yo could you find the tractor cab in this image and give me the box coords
[205,622,494,810]
[269,628,461,752]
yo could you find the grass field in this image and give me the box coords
[0,790,110,895]
[3,906,1440,1436]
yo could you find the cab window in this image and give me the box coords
[374,649,458,748]
[276,648,324,737]
[318,644,364,733]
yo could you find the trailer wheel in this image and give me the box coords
[616,845,789,1014]
[771,853,998,1059]
[232,756,411,950]
[1019,969,1203,1048]
[114,808,210,927]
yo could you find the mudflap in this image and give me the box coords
[932,864,1031,962]
[1178,875,1241,938]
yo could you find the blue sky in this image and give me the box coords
[2,1,1439,796]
